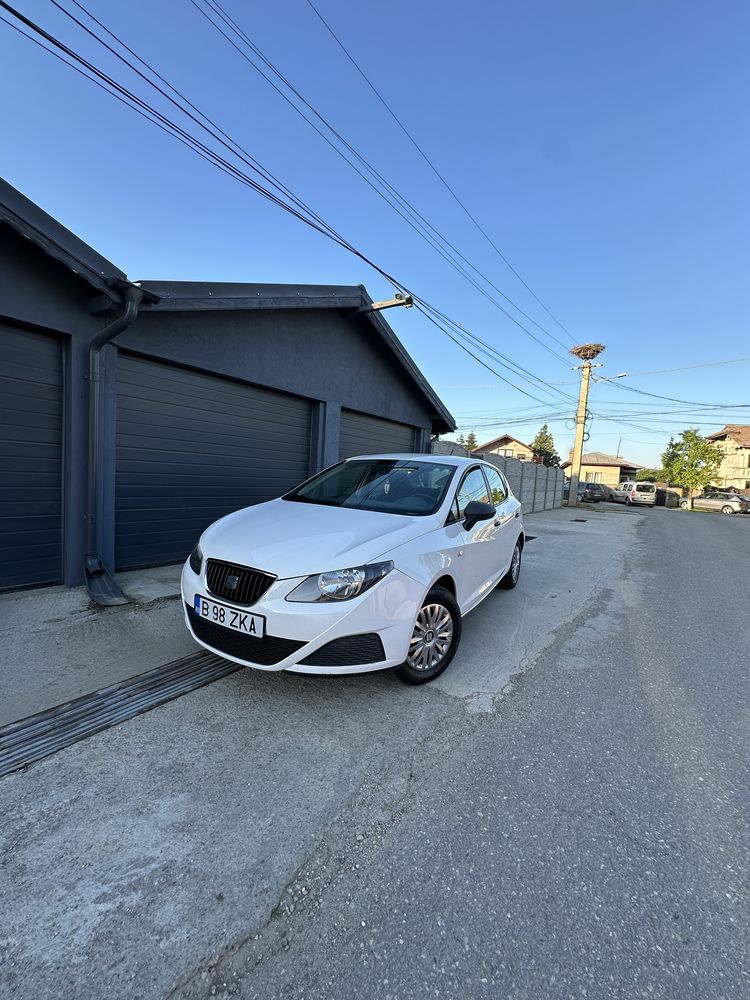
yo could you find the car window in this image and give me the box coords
[636,484,655,493]
[283,459,457,516]
[454,468,491,519]
[483,466,507,505]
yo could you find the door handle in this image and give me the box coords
[514,510,520,518]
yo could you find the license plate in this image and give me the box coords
[194,595,265,638]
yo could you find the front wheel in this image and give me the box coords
[396,586,462,685]
[499,539,522,590]
[679,500,689,509]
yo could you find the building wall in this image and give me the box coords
[487,445,531,461]
[120,307,432,433]
[0,230,114,587]
[577,464,638,487]
[0,227,439,586]
[482,438,532,461]
[579,464,620,488]
[713,438,750,490]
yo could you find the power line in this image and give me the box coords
[413,305,560,406]
[625,357,750,378]
[187,0,571,363]
[303,0,577,344]
[607,379,750,409]
[0,0,573,408]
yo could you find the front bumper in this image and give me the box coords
[180,561,423,675]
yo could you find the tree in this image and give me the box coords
[465,431,478,451]
[661,429,723,504]
[530,423,560,467]
[637,467,663,482]
[457,433,466,447]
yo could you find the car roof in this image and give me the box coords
[343,453,491,468]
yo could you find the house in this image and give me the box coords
[560,451,642,488]
[705,426,750,492]
[472,434,540,462]
[0,178,454,594]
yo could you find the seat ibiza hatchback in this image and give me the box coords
[182,455,524,684]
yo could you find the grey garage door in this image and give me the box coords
[115,354,313,570]
[339,409,417,460]
[0,323,63,590]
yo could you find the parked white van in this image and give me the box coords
[612,481,657,506]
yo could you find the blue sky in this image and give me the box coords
[2,0,748,466]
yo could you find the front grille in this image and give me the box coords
[186,604,305,665]
[205,559,275,606]
[300,633,386,667]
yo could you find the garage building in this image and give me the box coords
[0,179,454,596]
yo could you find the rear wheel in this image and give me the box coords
[396,586,461,685]
[499,539,522,590]
[721,505,734,515]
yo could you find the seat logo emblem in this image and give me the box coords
[226,574,239,590]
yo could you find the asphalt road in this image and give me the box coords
[1,506,748,999]
[181,507,750,1000]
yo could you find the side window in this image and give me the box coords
[483,466,507,505]
[451,468,491,521]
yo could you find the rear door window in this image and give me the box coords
[636,484,655,493]
[483,466,508,505]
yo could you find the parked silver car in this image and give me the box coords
[679,491,750,515]
[611,481,657,506]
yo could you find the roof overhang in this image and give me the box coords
[0,177,128,302]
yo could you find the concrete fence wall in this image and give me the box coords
[431,440,565,514]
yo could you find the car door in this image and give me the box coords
[695,493,713,511]
[482,465,519,577]
[449,466,498,610]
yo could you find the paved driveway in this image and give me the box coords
[3,507,746,999]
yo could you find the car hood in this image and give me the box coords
[200,498,439,578]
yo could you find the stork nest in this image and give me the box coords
[570,343,605,361]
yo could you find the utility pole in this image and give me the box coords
[566,343,605,506]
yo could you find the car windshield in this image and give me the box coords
[283,459,457,516]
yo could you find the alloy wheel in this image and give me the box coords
[407,603,454,672]
[510,544,521,583]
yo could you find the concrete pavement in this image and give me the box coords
[0,565,189,726]
[2,506,747,999]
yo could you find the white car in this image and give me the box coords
[181,455,524,684]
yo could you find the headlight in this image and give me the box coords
[188,543,203,575]
[286,561,393,603]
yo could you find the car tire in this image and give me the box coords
[721,505,734,515]
[499,539,522,590]
[395,586,462,686]
[679,500,689,509]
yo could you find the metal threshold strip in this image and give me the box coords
[0,651,240,778]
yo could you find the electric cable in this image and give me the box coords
[188,0,572,362]
[0,0,575,406]
[303,0,576,343]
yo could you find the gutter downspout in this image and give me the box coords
[84,284,142,605]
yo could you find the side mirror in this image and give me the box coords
[462,500,496,531]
